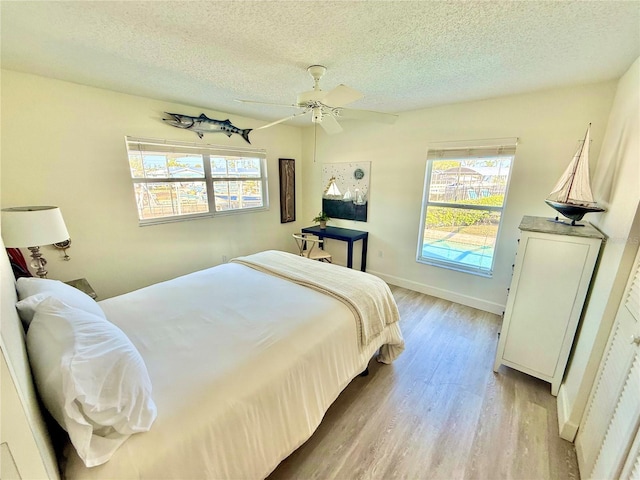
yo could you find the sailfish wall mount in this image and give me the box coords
[163,112,253,144]
[545,124,605,226]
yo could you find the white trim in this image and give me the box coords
[369,269,505,315]
[557,385,579,441]
[125,137,269,226]
[416,141,516,277]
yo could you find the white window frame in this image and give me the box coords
[416,137,517,277]
[125,136,268,226]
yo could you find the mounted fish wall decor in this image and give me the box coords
[163,112,253,144]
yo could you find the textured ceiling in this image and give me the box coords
[1,1,639,127]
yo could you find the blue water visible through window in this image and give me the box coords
[421,239,494,270]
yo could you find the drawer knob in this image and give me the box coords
[631,335,640,346]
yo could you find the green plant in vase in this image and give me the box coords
[312,212,330,229]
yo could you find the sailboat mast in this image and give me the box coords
[563,124,590,204]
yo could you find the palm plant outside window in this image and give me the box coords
[125,137,268,225]
[417,139,517,276]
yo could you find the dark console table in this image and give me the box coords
[301,225,369,271]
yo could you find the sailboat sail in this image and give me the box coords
[323,176,342,198]
[546,126,596,206]
[545,124,604,224]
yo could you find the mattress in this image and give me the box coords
[63,259,404,479]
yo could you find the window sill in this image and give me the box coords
[416,256,493,278]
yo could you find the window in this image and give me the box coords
[417,138,517,277]
[125,137,268,225]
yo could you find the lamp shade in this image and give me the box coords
[1,206,70,247]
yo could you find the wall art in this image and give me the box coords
[163,112,253,144]
[279,158,296,223]
[321,162,370,222]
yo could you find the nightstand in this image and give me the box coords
[65,278,97,300]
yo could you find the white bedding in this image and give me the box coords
[232,250,400,347]
[63,256,404,479]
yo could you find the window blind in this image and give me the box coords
[125,136,266,158]
[427,138,518,160]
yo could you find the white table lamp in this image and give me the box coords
[2,206,70,278]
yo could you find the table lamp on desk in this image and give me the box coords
[1,206,70,278]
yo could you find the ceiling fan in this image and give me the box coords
[237,65,398,134]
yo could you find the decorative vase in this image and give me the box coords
[319,220,327,229]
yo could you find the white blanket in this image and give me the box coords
[231,250,401,347]
[64,258,404,479]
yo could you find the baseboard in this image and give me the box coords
[557,385,579,442]
[369,270,505,315]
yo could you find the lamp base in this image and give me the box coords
[27,246,48,278]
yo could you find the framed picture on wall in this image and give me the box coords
[322,162,370,222]
[279,158,296,223]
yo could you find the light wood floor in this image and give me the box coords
[268,286,580,480]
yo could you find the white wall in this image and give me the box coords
[557,57,640,440]
[301,82,616,313]
[1,71,304,299]
[1,71,620,315]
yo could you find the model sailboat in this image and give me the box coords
[545,124,605,226]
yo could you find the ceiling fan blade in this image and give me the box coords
[337,107,398,124]
[236,99,299,108]
[321,84,363,107]
[319,115,343,135]
[255,110,310,130]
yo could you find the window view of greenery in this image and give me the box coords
[127,143,266,224]
[419,156,513,275]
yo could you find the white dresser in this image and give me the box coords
[493,215,604,395]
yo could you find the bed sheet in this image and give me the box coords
[63,261,403,479]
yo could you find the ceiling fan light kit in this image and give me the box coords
[242,64,398,134]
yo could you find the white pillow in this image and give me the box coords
[16,277,105,327]
[26,297,157,467]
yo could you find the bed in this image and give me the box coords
[1,244,404,479]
